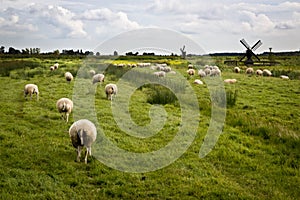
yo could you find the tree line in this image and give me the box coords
[0,46,97,56]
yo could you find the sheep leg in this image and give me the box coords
[77,146,82,162]
[84,148,89,164]
[66,113,69,123]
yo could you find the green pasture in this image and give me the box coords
[0,55,299,199]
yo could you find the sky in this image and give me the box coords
[0,0,299,54]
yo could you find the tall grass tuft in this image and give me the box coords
[146,84,178,105]
[226,89,238,107]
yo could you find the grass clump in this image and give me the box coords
[145,84,178,105]
[226,89,238,107]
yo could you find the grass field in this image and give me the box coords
[0,55,299,199]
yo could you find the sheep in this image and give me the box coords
[210,68,221,76]
[246,67,254,74]
[194,79,203,84]
[161,66,172,73]
[224,79,237,84]
[198,69,206,78]
[105,83,118,101]
[50,66,55,71]
[153,71,166,77]
[188,64,193,69]
[263,69,272,76]
[56,98,73,123]
[234,67,240,73]
[89,70,96,76]
[68,119,97,164]
[280,75,289,80]
[187,68,195,76]
[204,68,211,76]
[256,69,263,76]
[92,73,105,84]
[54,63,59,70]
[24,84,39,100]
[64,72,73,83]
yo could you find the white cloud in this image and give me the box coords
[29,4,87,38]
[80,8,140,30]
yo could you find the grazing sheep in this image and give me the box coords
[187,68,195,76]
[54,63,59,69]
[246,67,254,74]
[204,68,211,76]
[161,66,172,73]
[194,79,203,84]
[224,79,237,84]
[92,73,105,84]
[56,98,73,123]
[64,72,73,83]
[89,70,96,76]
[210,68,221,76]
[105,83,118,101]
[153,71,166,77]
[188,64,193,69]
[50,66,55,71]
[198,69,206,78]
[263,69,272,76]
[24,84,39,100]
[234,67,240,73]
[280,75,289,80]
[68,119,97,164]
[256,69,263,76]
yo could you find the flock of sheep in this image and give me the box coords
[23,60,289,164]
[24,63,119,164]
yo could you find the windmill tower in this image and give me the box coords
[180,45,186,59]
[239,39,262,65]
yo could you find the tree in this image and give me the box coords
[0,46,5,54]
[53,49,60,55]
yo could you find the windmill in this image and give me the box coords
[239,39,262,65]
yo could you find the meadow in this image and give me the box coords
[0,54,299,199]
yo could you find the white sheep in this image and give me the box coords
[105,83,118,101]
[187,68,195,76]
[92,73,105,84]
[263,69,272,76]
[224,79,237,84]
[153,71,166,77]
[280,75,289,80]
[56,98,73,123]
[161,66,172,73]
[210,68,221,76]
[246,67,254,74]
[54,63,59,70]
[194,79,203,84]
[198,69,206,78]
[24,84,39,100]
[256,69,263,76]
[64,72,73,83]
[204,68,211,76]
[234,67,240,73]
[50,66,55,71]
[68,119,97,164]
[188,64,194,69]
[89,70,96,76]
